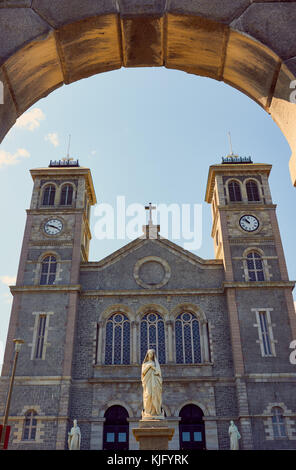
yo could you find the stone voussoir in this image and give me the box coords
[0,7,51,65]
[231,2,296,61]
[31,0,119,29]
[167,0,252,23]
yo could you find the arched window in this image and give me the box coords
[140,312,166,364]
[246,180,260,202]
[179,405,206,450]
[228,181,242,202]
[35,314,47,359]
[175,312,201,364]
[271,407,287,438]
[246,252,265,281]
[105,313,130,365]
[40,255,57,285]
[60,184,73,205]
[42,184,56,206]
[103,406,129,450]
[23,410,37,440]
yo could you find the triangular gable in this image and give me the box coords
[81,236,222,271]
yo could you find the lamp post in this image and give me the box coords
[0,338,24,450]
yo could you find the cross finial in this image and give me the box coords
[145,202,156,225]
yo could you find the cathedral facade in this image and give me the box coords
[1,158,296,450]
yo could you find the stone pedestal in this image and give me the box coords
[132,419,175,450]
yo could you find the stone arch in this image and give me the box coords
[99,400,134,418]
[242,246,265,258]
[99,303,135,322]
[135,303,170,322]
[170,303,207,323]
[0,2,296,184]
[176,400,210,417]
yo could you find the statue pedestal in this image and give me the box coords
[132,419,174,450]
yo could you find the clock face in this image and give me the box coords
[44,219,63,235]
[239,215,259,232]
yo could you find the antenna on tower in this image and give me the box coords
[66,134,71,160]
[53,133,79,167]
[228,131,234,156]
[62,134,73,162]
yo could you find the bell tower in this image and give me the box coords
[205,155,296,449]
[1,159,96,449]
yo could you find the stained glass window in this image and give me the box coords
[105,313,130,365]
[272,407,286,438]
[140,312,166,364]
[40,256,57,285]
[23,410,37,440]
[228,181,242,202]
[247,252,265,281]
[175,312,201,364]
[42,184,55,206]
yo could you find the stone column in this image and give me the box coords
[90,418,105,450]
[167,418,180,450]
[55,380,71,449]
[167,321,174,363]
[202,322,210,362]
[96,321,104,365]
[235,377,253,449]
[204,418,219,450]
[128,418,140,450]
[131,321,138,364]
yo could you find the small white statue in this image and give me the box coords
[141,349,164,419]
[68,419,81,450]
[228,420,241,450]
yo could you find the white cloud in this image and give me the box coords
[45,132,59,147]
[0,148,30,169]
[15,108,45,131]
[0,275,16,286]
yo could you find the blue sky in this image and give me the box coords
[0,67,295,364]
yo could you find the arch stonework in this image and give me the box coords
[1,1,296,184]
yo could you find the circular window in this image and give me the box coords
[133,256,171,289]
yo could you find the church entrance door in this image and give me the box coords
[179,405,206,450]
[103,406,129,450]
